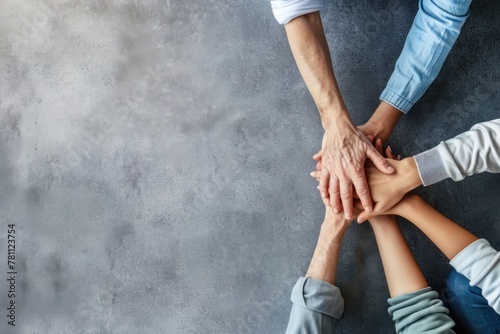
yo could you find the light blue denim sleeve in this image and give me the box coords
[285,277,344,334]
[380,0,472,113]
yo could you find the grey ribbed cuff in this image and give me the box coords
[413,147,449,186]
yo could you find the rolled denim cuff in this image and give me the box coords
[380,89,414,114]
[271,0,325,25]
[290,276,344,319]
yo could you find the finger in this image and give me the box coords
[357,208,378,224]
[357,211,369,224]
[375,138,383,155]
[351,169,373,213]
[316,160,322,172]
[319,169,331,207]
[313,150,322,161]
[366,135,374,143]
[339,179,353,219]
[329,174,341,213]
[310,171,321,181]
[358,203,385,224]
[366,146,395,174]
[385,146,396,160]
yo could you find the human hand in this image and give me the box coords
[312,137,421,222]
[313,121,395,220]
[356,138,421,223]
[357,101,403,143]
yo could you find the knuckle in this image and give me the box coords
[329,188,340,196]
[340,192,353,200]
[356,187,370,196]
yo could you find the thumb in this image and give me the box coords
[367,147,395,174]
[357,211,370,224]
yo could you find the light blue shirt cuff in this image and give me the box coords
[381,0,472,113]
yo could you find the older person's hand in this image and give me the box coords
[314,122,395,220]
[312,137,422,223]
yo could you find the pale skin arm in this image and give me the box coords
[369,215,428,297]
[284,12,395,219]
[306,208,352,284]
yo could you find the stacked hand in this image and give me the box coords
[315,122,396,220]
[311,136,421,221]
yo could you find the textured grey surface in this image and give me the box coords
[0,0,499,333]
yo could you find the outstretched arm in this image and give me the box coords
[275,9,395,219]
[305,208,350,284]
[369,215,427,297]
[356,118,500,222]
[380,0,473,113]
[285,208,352,333]
[390,195,500,314]
[391,195,478,259]
[359,0,472,153]
[369,215,456,333]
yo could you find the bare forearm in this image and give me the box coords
[396,196,479,260]
[285,12,349,130]
[370,216,427,297]
[306,218,348,284]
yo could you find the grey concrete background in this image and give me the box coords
[0,0,499,333]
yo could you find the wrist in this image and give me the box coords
[369,216,398,234]
[393,194,422,218]
[322,107,352,132]
[306,219,346,284]
[320,219,348,245]
[399,157,422,192]
[366,102,402,141]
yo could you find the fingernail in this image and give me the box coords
[321,192,326,198]
[365,206,372,213]
[388,146,392,153]
[310,172,315,176]
[388,166,395,173]
[345,214,351,220]
[333,208,339,214]
[316,186,319,189]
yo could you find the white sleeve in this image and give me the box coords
[413,119,500,186]
[450,239,500,314]
[271,0,325,25]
